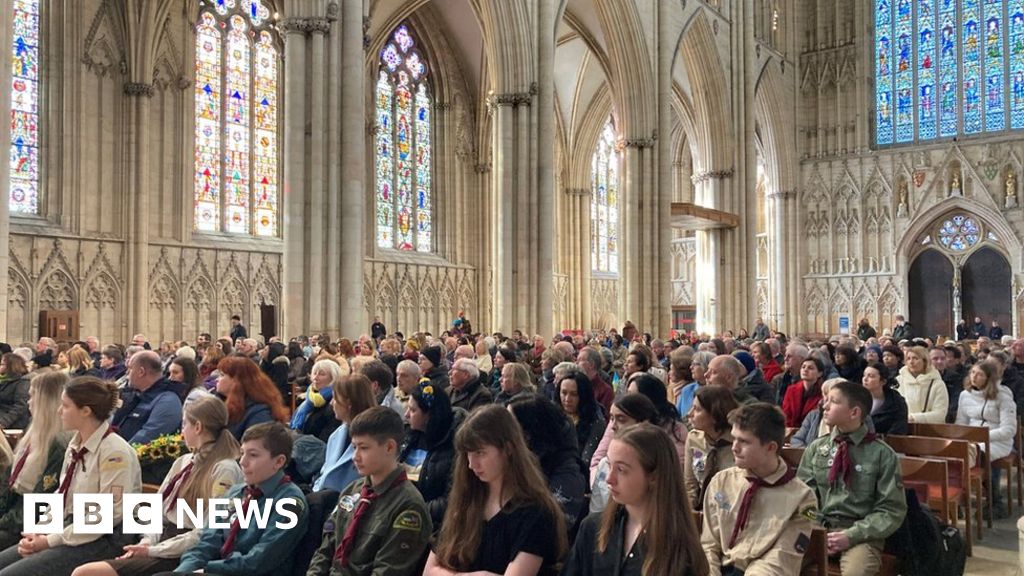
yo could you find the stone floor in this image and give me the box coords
[963,512,1020,576]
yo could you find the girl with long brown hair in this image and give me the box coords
[564,423,709,576]
[74,395,243,576]
[215,356,288,440]
[424,405,566,576]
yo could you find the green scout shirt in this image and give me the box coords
[176,469,309,576]
[796,424,907,546]
[307,466,432,576]
[0,435,69,532]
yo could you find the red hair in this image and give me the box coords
[218,356,288,424]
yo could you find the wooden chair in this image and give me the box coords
[900,455,951,524]
[782,446,805,470]
[990,419,1024,515]
[909,422,993,528]
[884,435,976,555]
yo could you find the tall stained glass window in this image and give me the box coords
[591,121,619,274]
[193,0,279,236]
[876,0,1024,145]
[375,25,432,252]
[10,0,40,214]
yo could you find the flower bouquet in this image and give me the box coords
[133,433,187,484]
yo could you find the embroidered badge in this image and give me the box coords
[855,464,863,472]
[41,474,56,491]
[339,494,358,512]
[800,505,818,523]
[713,491,730,511]
[100,455,127,472]
[393,510,423,532]
[323,520,335,534]
[818,444,830,456]
[795,532,811,554]
[692,450,706,475]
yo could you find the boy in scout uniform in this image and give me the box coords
[797,381,907,576]
[165,422,308,576]
[307,406,432,576]
[702,403,818,576]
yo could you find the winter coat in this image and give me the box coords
[896,366,949,423]
[857,324,878,341]
[449,377,492,413]
[990,326,1005,340]
[870,385,909,436]
[261,355,291,402]
[400,408,465,528]
[892,322,914,342]
[0,376,30,429]
[782,381,823,428]
[424,366,450,392]
[739,368,773,403]
[574,411,607,467]
[956,386,1018,460]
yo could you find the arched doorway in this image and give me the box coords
[962,247,1012,336]
[909,249,953,340]
[906,212,1013,339]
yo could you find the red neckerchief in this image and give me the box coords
[828,432,877,487]
[728,466,797,548]
[334,471,408,566]
[220,474,290,558]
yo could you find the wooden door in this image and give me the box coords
[962,247,1012,336]
[38,310,79,342]
[909,249,953,340]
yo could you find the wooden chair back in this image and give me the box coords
[899,455,951,524]
[782,446,805,470]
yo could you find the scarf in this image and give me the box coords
[828,432,876,487]
[335,471,408,566]
[58,427,115,505]
[220,474,290,558]
[728,466,797,548]
[290,385,333,430]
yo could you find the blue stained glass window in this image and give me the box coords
[918,0,937,139]
[1012,1,1024,128]
[876,0,1024,144]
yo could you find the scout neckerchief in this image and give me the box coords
[57,426,117,506]
[7,444,30,489]
[728,465,797,548]
[828,432,877,487]
[335,470,408,566]
[220,474,291,558]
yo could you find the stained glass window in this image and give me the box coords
[193,0,279,236]
[591,121,619,274]
[9,0,40,214]
[375,24,432,252]
[938,214,981,250]
[876,0,1024,145]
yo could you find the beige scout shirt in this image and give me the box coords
[46,421,142,548]
[684,429,735,511]
[701,457,817,576]
[139,452,244,559]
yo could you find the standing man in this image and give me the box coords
[971,316,986,339]
[230,314,248,342]
[891,315,913,342]
[371,315,387,341]
[989,320,1004,340]
[856,318,877,342]
[752,318,771,341]
[930,346,962,423]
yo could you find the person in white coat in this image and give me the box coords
[896,346,949,423]
[956,359,1018,515]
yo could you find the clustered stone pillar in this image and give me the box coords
[122,81,154,336]
[0,0,12,341]
[281,18,309,338]
[338,2,366,338]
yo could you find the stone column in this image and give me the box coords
[491,98,515,333]
[281,20,308,338]
[536,0,555,337]
[308,25,327,330]
[339,3,366,338]
[768,189,797,333]
[326,6,342,328]
[122,82,154,336]
[656,0,673,336]
[0,0,12,341]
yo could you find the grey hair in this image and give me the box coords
[691,351,717,370]
[552,361,581,381]
[397,359,422,378]
[453,357,479,380]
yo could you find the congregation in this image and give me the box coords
[0,312,1017,576]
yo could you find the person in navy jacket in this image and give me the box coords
[111,350,183,444]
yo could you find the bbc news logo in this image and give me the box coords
[24,494,301,534]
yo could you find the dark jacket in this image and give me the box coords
[425,366,449,392]
[857,324,877,341]
[956,323,969,341]
[941,365,965,423]
[739,368,773,403]
[371,321,387,340]
[538,418,587,535]
[111,379,184,444]
[450,377,492,413]
[228,400,274,441]
[261,355,291,403]
[299,401,341,443]
[837,357,866,386]
[575,411,606,466]
[99,362,127,382]
[871,385,909,436]
[229,324,247,342]
[892,322,913,342]
[0,376,30,429]
[990,326,1005,340]
[971,322,986,338]
[400,408,466,528]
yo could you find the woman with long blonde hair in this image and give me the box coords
[0,371,70,550]
[424,405,566,576]
[73,395,243,576]
[564,423,709,576]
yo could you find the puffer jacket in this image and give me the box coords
[896,366,948,423]
[955,386,1017,460]
[0,375,30,429]
[400,407,466,528]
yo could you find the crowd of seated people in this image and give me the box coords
[0,318,1018,575]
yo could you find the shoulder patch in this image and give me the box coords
[392,510,423,532]
[800,505,818,523]
[100,455,127,472]
[41,474,57,491]
[795,532,811,554]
